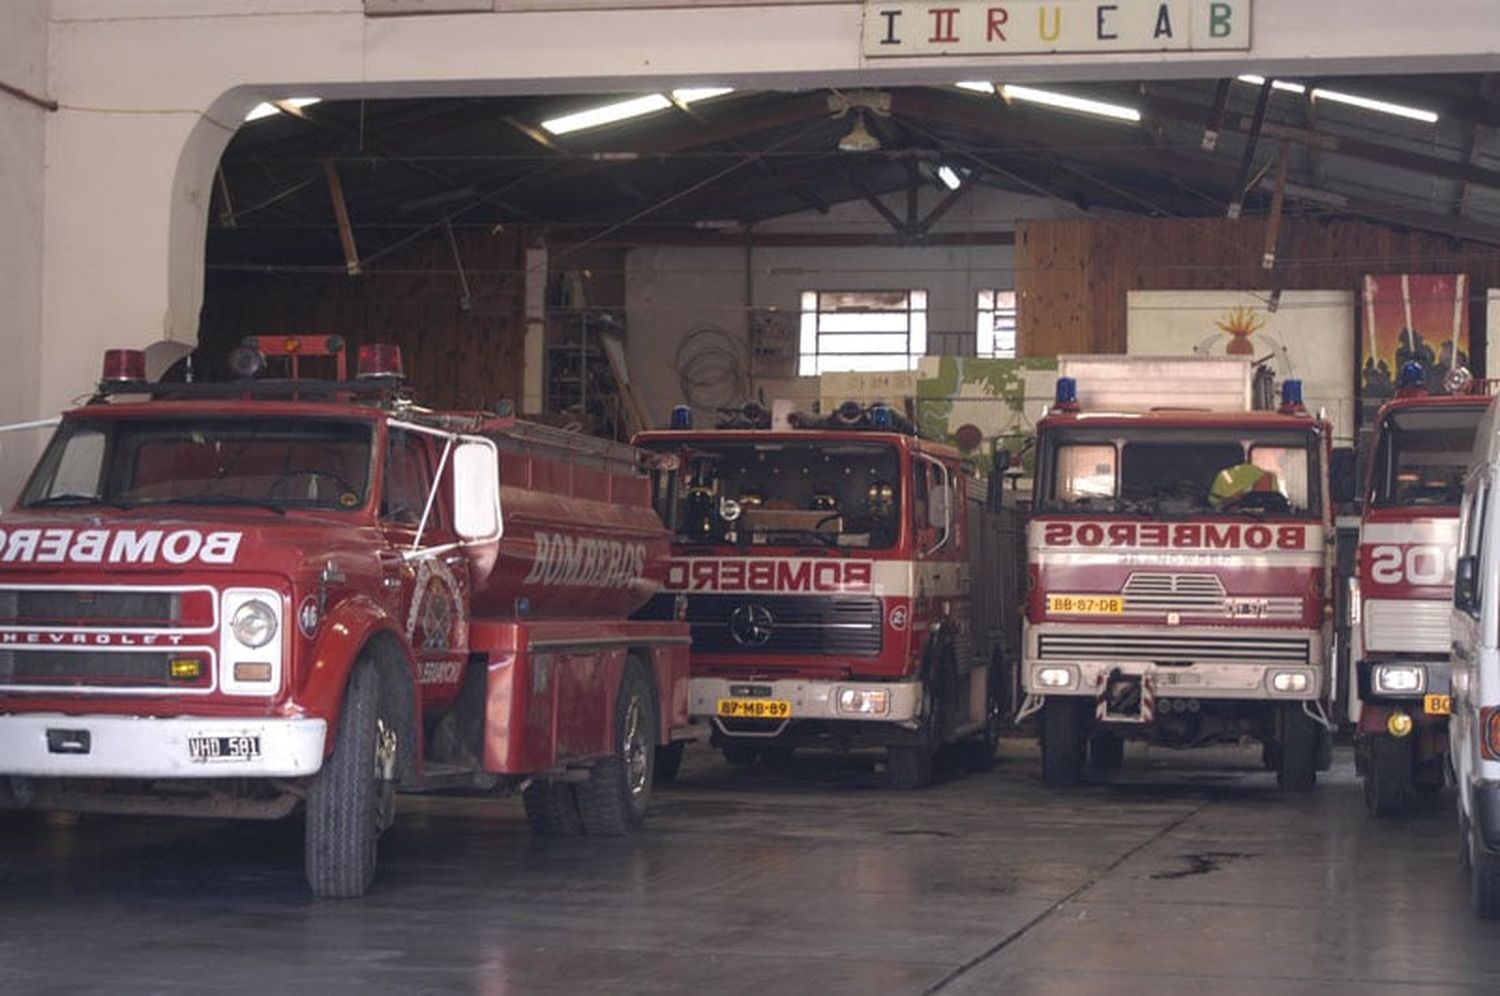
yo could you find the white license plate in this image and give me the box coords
[188,735,262,762]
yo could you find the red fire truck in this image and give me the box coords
[1020,357,1338,790]
[634,401,1019,789]
[1353,364,1490,815]
[0,336,690,897]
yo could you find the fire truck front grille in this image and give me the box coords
[1122,573,1225,612]
[0,649,210,690]
[0,588,182,627]
[1038,632,1311,664]
[685,595,883,657]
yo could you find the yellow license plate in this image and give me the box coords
[1424,693,1452,716]
[1046,594,1124,615]
[717,698,791,719]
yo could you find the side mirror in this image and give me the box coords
[453,440,503,542]
[1456,554,1480,614]
[1330,446,1357,505]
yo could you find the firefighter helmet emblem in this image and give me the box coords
[729,603,774,647]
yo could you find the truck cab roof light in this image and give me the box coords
[1397,361,1427,397]
[869,403,893,429]
[226,345,266,379]
[1279,378,1306,413]
[101,348,147,383]
[356,343,405,380]
[1053,377,1080,412]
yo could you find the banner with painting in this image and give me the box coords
[1125,290,1355,444]
[1360,274,1470,421]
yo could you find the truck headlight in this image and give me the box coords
[231,599,279,649]
[1269,669,1311,693]
[1373,663,1425,695]
[836,687,890,716]
[1035,665,1078,690]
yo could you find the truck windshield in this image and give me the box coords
[1368,405,1486,507]
[641,439,902,549]
[21,415,375,513]
[1037,426,1321,517]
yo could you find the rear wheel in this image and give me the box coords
[1363,734,1416,817]
[959,661,1004,773]
[1088,731,1125,772]
[1276,703,1318,793]
[305,661,397,898]
[522,780,584,836]
[1041,698,1085,788]
[576,657,656,836]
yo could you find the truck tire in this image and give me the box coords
[1363,734,1416,817]
[522,780,584,836]
[654,741,686,782]
[1089,731,1125,771]
[576,657,656,836]
[886,668,945,790]
[1472,822,1500,919]
[305,661,396,899]
[1276,703,1318,793]
[1041,698,1085,788]
[959,661,1003,773]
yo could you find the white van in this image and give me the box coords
[1450,394,1500,917]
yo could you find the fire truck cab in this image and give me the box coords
[0,337,690,897]
[634,401,1019,789]
[1353,364,1489,816]
[1020,357,1337,790]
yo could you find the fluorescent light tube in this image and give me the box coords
[955,81,997,94]
[937,165,963,190]
[1312,87,1438,124]
[542,94,673,136]
[1000,84,1140,123]
[243,97,321,123]
[1236,74,1307,95]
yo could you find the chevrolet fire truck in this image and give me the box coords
[1019,357,1337,790]
[634,401,1019,789]
[0,336,690,897]
[1353,363,1489,815]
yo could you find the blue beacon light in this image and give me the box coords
[869,403,893,429]
[670,405,693,429]
[1054,377,1080,412]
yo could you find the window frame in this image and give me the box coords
[976,288,1017,359]
[798,289,928,376]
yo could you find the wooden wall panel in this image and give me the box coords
[201,230,526,412]
[1017,217,1500,361]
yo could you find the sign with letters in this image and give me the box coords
[862,1,1250,57]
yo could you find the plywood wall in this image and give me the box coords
[200,229,527,412]
[1016,217,1500,361]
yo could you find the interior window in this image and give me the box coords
[1056,444,1117,500]
[1249,446,1309,510]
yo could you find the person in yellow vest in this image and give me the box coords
[1209,461,1282,511]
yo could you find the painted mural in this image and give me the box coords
[1125,290,1356,444]
[1360,273,1470,403]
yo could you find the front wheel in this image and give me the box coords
[1363,734,1416,817]
[576,657,656,836]
[1276,703,1318,793]
[305,661,397,898]
[1041,698,1085,788]
[887,669,945,790]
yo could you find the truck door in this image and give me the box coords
[379,427,469,693]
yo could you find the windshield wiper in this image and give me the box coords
[133,494,288,516]
[25,493,134,510]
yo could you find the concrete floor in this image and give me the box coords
[1,741,1498,994]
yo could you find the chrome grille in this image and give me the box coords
[0,589,182,627]
[1122,573,1225,612]
[1039,631,1311,663]
[0,649,207,689]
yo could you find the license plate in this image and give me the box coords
[1046,594,1124,614]
[716,698,791,719]
[188,735,262,762]
[1424,694,1452,716]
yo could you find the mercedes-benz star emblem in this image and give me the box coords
[729,604,774,647]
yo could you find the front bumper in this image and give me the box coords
[0,713,327,779]
[1021,659,1322,702]
[689,676,921,726]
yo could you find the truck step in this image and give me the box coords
[415,762,497,793]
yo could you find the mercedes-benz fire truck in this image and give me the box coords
[1020,357,1336,791]
[1353,364,1490,815]
[634,401,1019,789]
[0,336,690,897]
